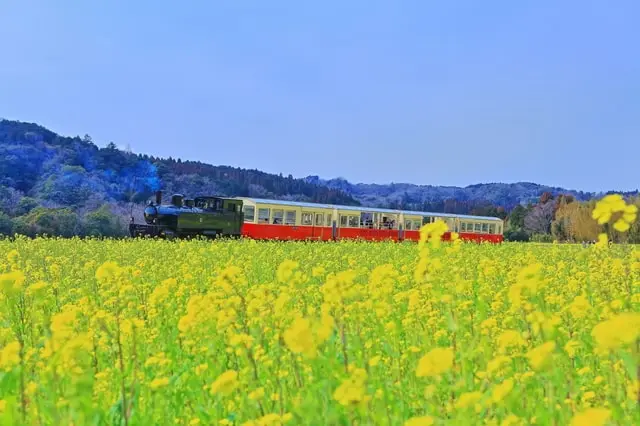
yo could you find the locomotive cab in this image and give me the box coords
[129,191,244,239]
[170,194,184,207]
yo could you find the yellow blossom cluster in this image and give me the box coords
[592,193,638,232]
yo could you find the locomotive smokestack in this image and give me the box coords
[155,191,162,205]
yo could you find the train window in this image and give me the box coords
[285,211,296,225]
[360,212,374,228]
[348,216,359,228]
[302,212,313,226]
[474,223,481,232]
[243,206,255,222]
[405,220,412,230]
[315,214,324,226]
[327,214,333,225]
[340,215,348,227]
[489,224,495,234]
[460,223,466,232]
[482,223,488,233]
[413,220,422,230]
[258,208,270,223]
[227,203,235,212]
[272,210,284,224]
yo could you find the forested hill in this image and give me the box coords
[0,119,357,236]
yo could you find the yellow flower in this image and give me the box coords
[500,415,522,426]
[594,233,608,249]
[0,341,21,372]
[564,340,580,358]
[592,194,637,232]
[149,377,169,390]
[497,330,525,353]
[368,355,381,367]
[333,368,369,407]
[276,259,299,284]
[613,219,630,232]
[249,387,265,401]
[486,355,512,376]
[0,270,25,296]
[195,363,208,376]
[283,313,333,359]
[568,295,590,319]
[95,261,122,282]
[241,413,293,426]
[491,378,514,403]
[591,312,640,352]
[526,341,555,371]
[404,416,434,426]
[210,370,239,396]
[416,347,454,378]
[455,391,482,409]
[569,408,610,426]
[283,318,316,357]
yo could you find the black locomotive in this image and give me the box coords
[129,191,244,239]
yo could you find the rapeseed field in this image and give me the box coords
[0,195,638,425]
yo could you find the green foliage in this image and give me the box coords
[551,220,569,241]
[530,233,554,243]
[84,205,126,237]
[15,197,38,216]
[504,228,530,242]
[0,212,13,235]
[18,207,81,237]
[508,205,528,230]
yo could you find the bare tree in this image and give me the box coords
[524,201,554,235]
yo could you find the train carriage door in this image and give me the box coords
[301,211,314,239]
[314,213,324,239]
[313,213,331,240]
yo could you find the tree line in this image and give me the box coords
[504,192,640,243]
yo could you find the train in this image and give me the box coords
[129,191,504,243]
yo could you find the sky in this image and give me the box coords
[1,1,639,192]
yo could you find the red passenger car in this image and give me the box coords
[235,197,504,243]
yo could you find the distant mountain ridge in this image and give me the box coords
[303,176,638,212]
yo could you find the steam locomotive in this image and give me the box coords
[129,191,244,239]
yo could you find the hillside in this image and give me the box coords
[0,119,357,236]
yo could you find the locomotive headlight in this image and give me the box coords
[143,205,158,224]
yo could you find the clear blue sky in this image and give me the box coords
[1,1,638,192]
